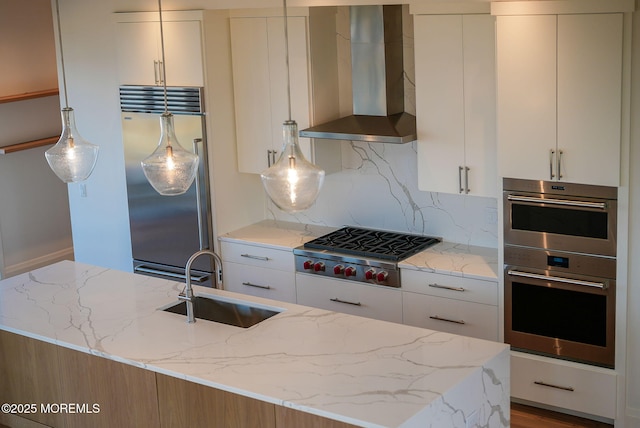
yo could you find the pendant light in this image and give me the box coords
[141,0,199,196]
[260,0,325,212]
[45,0,99,183]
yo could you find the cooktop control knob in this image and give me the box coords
[365,269,375,280]
[333,264,345,275]
[376,271,389,282]
[345,266,357,277]
[303,260,314,270]
[314,262,325,272]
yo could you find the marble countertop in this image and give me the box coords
[219,220,498,281]
[0,261,509,428]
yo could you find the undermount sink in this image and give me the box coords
[162,295,281,328]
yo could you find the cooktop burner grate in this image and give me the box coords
[303,227,440,261]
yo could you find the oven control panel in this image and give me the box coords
[294,254,400,288]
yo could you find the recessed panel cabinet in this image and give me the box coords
[414,13,496,197]
[496,13,623,186]
[114,12,204,87]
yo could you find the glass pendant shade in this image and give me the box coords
[45,107,99,183]
[261,120,325,212]
[141,112,199,196]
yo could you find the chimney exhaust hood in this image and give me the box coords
[300,5,416,144]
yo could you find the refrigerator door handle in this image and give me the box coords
[134,265,210,283]
[193,138,206,251]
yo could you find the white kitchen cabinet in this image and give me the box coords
[296,274,403,324]
[220,241,296,303]
[414,13,496,197]
[496,12,623,186]
[114,11,204,87]
[230,11,312,174]
[401,269,498,341]
[511,351,616,420]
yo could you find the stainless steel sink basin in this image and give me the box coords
[162,295,281,328]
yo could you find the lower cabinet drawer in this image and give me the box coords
[402,291,497,341]
[511,351,616,419]
[295,274,403,323]
[223,262,296,303]
[221,241,293,271]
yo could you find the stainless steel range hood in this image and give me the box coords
[300,5,416,144]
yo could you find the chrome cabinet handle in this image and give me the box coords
[240,254,270,261]
[534,381,574,392]
[507,269,608,290]
[428,283,466,292]
[550,149,555,179]
[557,149,563,180]
[464,166,470,194]
[506,194,607,210]
[330,297,362,306]
[429,315,465,325]
[458,166,464,194]
[158,60,164,84]
[267,150,272,167]
[242,281,271,290]
[154,60,160,85]
[266,150,278,167]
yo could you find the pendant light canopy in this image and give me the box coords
[260,0,325,212]
[45,0,99,183]
[141,0,199,196]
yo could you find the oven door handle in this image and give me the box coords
[506,194,607,210]
[507,269,608,290]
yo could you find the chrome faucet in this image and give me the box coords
[178,249,223,323]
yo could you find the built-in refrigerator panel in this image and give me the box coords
[120,86,216,287]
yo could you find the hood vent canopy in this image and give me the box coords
[300,5,416,144]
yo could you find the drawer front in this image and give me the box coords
[223,262,296,303]
[401,269,497,306]
[402,292,498,341]
[511,351,616,419]
[221,241,293,271]
[296,274,403,324]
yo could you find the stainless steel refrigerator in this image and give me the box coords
[120,85,217,287]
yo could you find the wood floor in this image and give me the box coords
[511,403,613,428]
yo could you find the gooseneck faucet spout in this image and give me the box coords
[179,249,223,323]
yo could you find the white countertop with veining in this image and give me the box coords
[0,261,509,428]
[219,220,498,281]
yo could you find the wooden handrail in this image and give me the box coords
[0,89,59,104]
[0,136,58,154]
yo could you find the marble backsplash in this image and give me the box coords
[267,140,499,248]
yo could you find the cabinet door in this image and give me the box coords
[162,20,204,87]
[496,15,557,181]
[415,14,496,197]
[557,14,622,187]
[115,21,160,85]
[224,262,296,303]
[231,16,311,174]
[415,14,465,195]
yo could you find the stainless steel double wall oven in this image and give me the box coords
[503,178,617,368]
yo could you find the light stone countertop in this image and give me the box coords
[0,261,509,428]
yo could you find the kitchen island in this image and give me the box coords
[0,261,509,428]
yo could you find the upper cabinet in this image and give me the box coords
[114,11,204,87]
[494,1,631,187]
[413,6,497,197]
[229,8,341,175]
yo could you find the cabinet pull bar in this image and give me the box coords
[429,315,465,325]
[507,269,607,289]
[464,166,470,194]
[240,254,270,261]
[557,149,563,179]
[267,150,272,167]
[428,283,466,292]
[458,166,464,193]
[242,282,271,290]
[330,298,362,306]
[507,194,607,210]
[154,60,160,85]
[533,381,574,392]
[550,149,555,179]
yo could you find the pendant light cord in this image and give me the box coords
[54,0,69,109]
[283,0,292,121]
[158,0,169,114]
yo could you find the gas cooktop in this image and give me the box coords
[302,226,441,262]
